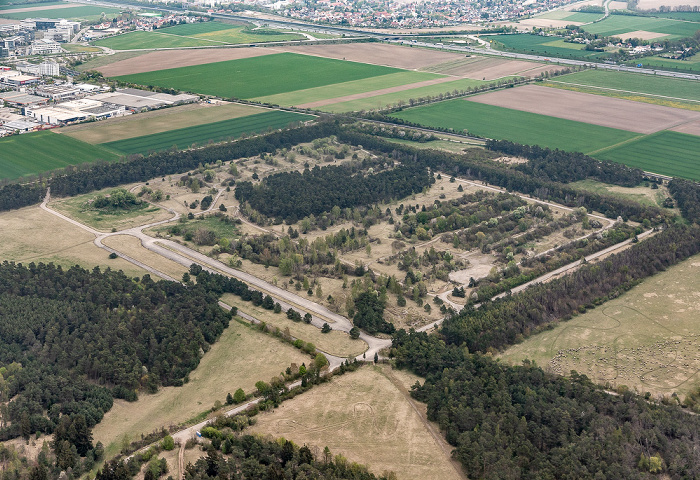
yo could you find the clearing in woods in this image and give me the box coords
[249,365,465,480]
[49,187,172,232]
[59,102,264,144]
[0,131,118,181]
[499,253,700,398]
[0,205,144,277]
[101,235,189,281]
[114,53,400,100]
[93,319,311,458]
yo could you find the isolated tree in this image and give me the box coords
[233,388,246,404]
[321,323,331,333]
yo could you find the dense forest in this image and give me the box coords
[391,331,700,479]
[0,262,230,452]
[668,178,700,223]
[234,162,432,222]
[485,139,644,187]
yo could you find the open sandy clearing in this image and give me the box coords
[102,235,189,280]
[0,205,143,275]
[96,47,276,76]
[280,43,465,70]
[468,84,700,134]
[250,365,464,480]
[424,56,548,80]
[94,319,311,457]
[298,76,457,109]
[670,119,700,137]
[618,30,669,40]
[60,102,263,144]
[499,253,700,398]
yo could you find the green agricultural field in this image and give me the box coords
[0,5,118,19]
[94,22,305,50]
[560,12,606,22]
[499,253,700,397]
[595,131,700,180]
[101,110,313,155]
[0,131,118,181]
[552,69,700,102]
[391,99,639,153]
[252,70,443,106]
[323,77,491,112]
[115,53,400,99]
[93,31,217,50]
[491,34,609,61]
[581,13,700,38]
[629,54,700,74]
[650,11,700,22]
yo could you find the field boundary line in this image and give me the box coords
[549,80,700,103]
[586,133,645,156]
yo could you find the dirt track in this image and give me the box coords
[468,84,700,134]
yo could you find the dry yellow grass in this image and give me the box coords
[60,103,265,144]
[0,205,145,276]
[102,235,189,280]
[220,293,368,357]
[250,365,464,480]
[50,187,172,232]
[500,253,700,398]
[93,319,311,457]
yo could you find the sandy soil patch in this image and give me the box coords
[250,365,464,480]
[670,119,700,137]
[279,43,465,70]
[96,47,276,76]
[426,56,546,80]
[102,235,189,280]
[468,84,700,134]
[298,76,457,109]
[449,252,498,284]
[518,18,585,28]
[618,30,669,40]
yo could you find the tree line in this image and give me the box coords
[391,330,700,479]
[485,139,644,187]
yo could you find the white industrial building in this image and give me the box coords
[30,39,63,55]
[16,60,59,77]
[26,98,126,125]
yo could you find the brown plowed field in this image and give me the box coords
[671,119,700,137]
[279,43,465,69]
[618,30,668,40]
[468,84,700,134]
[425,56,549,80]
[96,47,277,76]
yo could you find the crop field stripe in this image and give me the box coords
[0,131,118,180]
[580,15,700,38]
[92,31,220,50]
[390,99,639,153]
[554,70,700,102]
[0,1,68,10]
[114,53,402,99]
[594,131,700,180]
[252,70,444,106]
[322,77,491,113]
[101,110,313,155]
